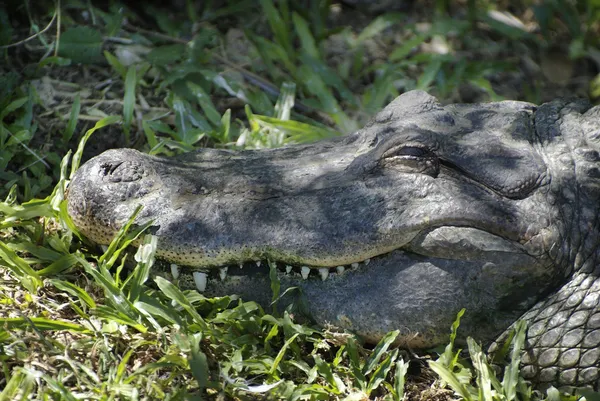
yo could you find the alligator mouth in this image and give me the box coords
[157,224,523,293]
[163,253,381,292]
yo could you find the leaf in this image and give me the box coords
[389,34,428,61]
[429,361,473,401]
[76,255,145,329]
[363,330,399,376]
[438,308,465,367]
[115,349,134,382]
[128,235,156,302]
[69,115,121,179]
[313,354,343,393]
[0,7,13,46]
[58,26,104,63]
[63,93,81,143]
[259,0,292,57]
[37,253,79,276]
[155,276,208,329]
[0,317,88,332]
[416,58,443,91]
[254,114,339,143]
[123,66,137,141]
[134,297,182,326]
[0,240,42,292]
[0,368,36,401]
[577,388,600,401]
[146,44,186,66]
[482,10,532,41]
[96,205,144,266]
[393,358,408,401]
[467,338,494,401]
[189,334,209,396]
[292,12,319,59]
[104,51,127,79]
[274,82,296,121]
[187,82,221,127]
[0,97,28,120]
[7,241,60,262]
[49,279,97,308]
[93,305,147,332]
[268,259,281,309]
[366,350,396,395]
[502,319,527,401]
[355,14,404,47]
[298,53,356,106]
[346,338,367,390]
[269,333,299,376]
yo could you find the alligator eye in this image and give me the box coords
[381,145,439,176]
[386,146,430,157]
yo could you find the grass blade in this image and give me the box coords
[273,82,295,121]
[154,276,207,330]
[187,82,222,127]
[128,234,157,302]
[0,317,88,332]
[292,12,319,59]
[49,279,97,308]
[429,361,473,401]
[37,253,79,276]
[366,350,397,395]
[63,92,80,143]
[69,115,121,179]
[467,338,494,401]
[0,240,42,292]
[123,66,137,142]
[269,333,299,376]
[394,358,408,401]
[346,338,367,391]
[502,319,527,401]
[259,0,292,57]
[189,333,209,398]
[0,368,36,401]
[362,329,399,376]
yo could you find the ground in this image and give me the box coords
[1,1,600,399]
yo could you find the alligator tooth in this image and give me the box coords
[351,263,359,268]
[301,266,310,280]
[193,272,207,292]
[319,268,329,281]
[219,267,228,281]
[336,266,345,274]
[364,258,370,265]
[256,261,261,267]
[170,264,180,279]
[239,263,243,269]
[286,265,293,274]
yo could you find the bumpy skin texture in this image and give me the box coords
[67,91,600,390]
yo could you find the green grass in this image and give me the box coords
[1,0,600,399]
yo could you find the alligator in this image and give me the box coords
[67,91,600,390]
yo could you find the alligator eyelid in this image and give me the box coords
[382,145,434,159]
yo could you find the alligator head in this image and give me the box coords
[68,91,600,388]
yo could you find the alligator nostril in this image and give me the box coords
[100,161,123,177]
[99,160,145,183]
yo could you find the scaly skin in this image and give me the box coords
[67,91,600,390]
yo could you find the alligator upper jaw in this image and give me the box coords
[168,224,532,287]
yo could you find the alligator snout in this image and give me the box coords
[68,149,162,243]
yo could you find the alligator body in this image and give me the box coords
[68,91,600,390]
